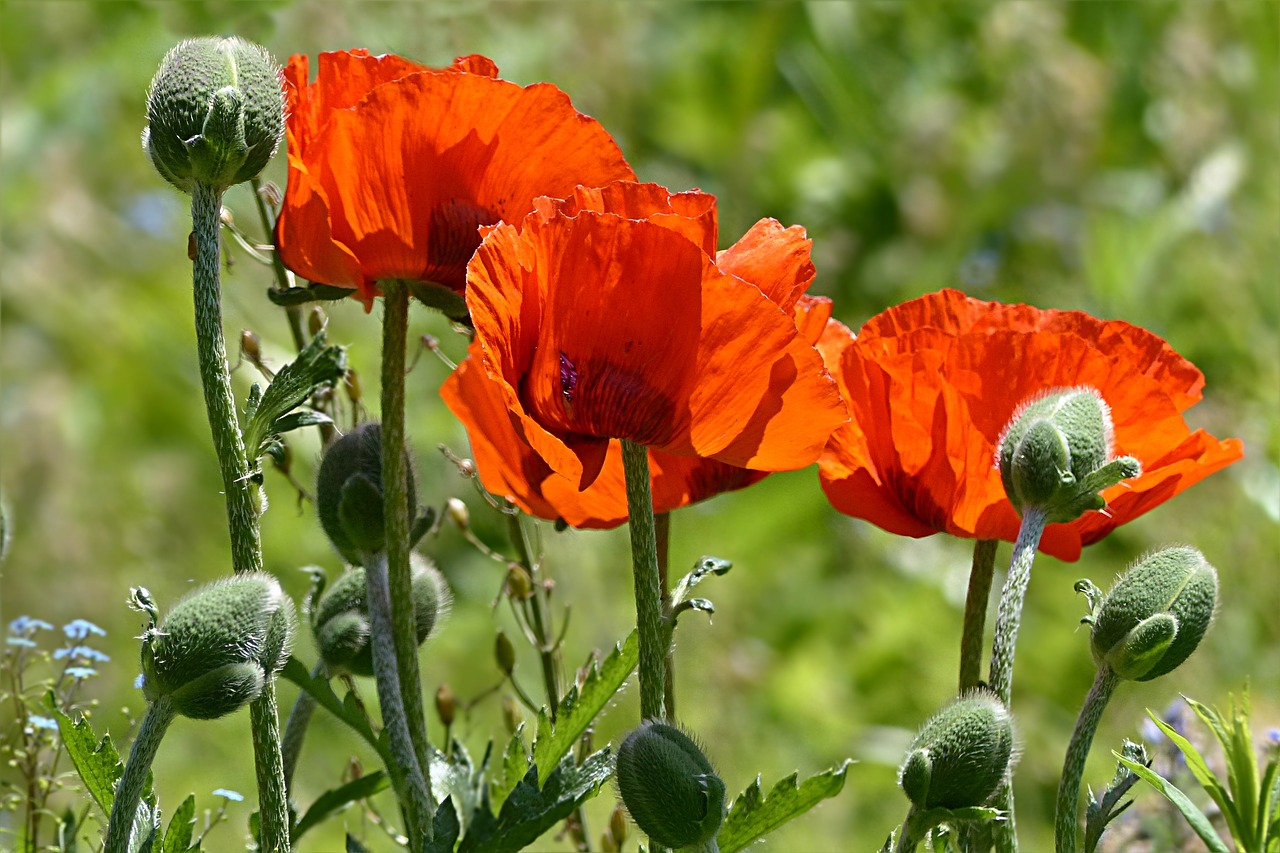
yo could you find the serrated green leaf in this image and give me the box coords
[161,795,194,853]
[459,749,613,853]
[1116,752,1231,853]
[243,332,347,457]
[497,725,529,804]
[490,631,636,805]
[423,796,461,853]
[271,409,334,436]
[717,760,853,853]
[45,693,124,816]
[430,740,484,836]
[293,771,389,842]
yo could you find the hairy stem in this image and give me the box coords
[621,440,665,721]
[364,550,432,851]
[656,511,676,720]
[105,697,175,853]
[892,806,927,853]
[249,685,290,853]
[960,539,998,692]
[1055,668,1120,853]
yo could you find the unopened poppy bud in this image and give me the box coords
[501,694,522,735]
[616,720,725,851]
[308,306,327,339]
[315,423,416,564]
[898,689,1015,810]
[139,573,295,720]
[435,683,456,728]
[142,37,285,193]
[311,554,450,677]
[446,498,470,531]
[1089,546,1217,681]
[997,387,1141,522]
[505,565,533,601]
[495,631,516,676]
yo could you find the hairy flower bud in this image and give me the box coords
[898,690,1016,810]
[142,37,285,192]
[139,573,294,719]
[997,387,1141,522]
[615,720,726,851]
[1089,546,1218,681]
[311,554,450,677]
[315,423,417,564]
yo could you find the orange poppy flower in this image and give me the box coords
[818,288,1244,562]
[452,182,847,503]
[274,50,635,309]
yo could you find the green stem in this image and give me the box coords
[191,183,288,851]
[656,511,676,720]
[281,661,326,792]
[105,697,175,853]
[987,507,1048,853]
[364,550,431,851]
[507,514,561,721]
[191,183,263,574]
[1055,668,1119,853]
[892,806,927,853]
[960,540,999,692]
[249,685,290,853]
[620,440,665,721]
[379,280,434,840]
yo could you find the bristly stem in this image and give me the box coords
[190,182,288,852]
[987,507,1048,853]
[621,440,665,721]
[960,539,999,692]
[105,697,175,853]
[379,279,434,840]
[656,511,677,720]
[1055,668,1120,853]
[190,183,263,574]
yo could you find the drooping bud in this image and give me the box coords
[494,631,516,676]
[997,387,1141,522]
[435,683,456,728]
[505,564,533,601]
[311,554,450,677]
[1088,547,1218,681]
[139,573,295,720]
[315,423,417,564]
[446,498,470,531]
[142,37,285,193]
[898,690,1016,811]
[501,694,522,735]
[308,306,327,339]
[615,720,726,851]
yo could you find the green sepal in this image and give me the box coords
[242,331,347,459]
[338,473,387,555]
[407,280,470,323]
[717,760,852,853]
[267,282,355,306]
[1107,613,1178,681]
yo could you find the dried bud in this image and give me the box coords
[616,721,725,850]
[142,37,285,193]
[1089,547,1218,681]
[240,329,262,363]
[608,803,629,846]
[898,690,1016,810]
[315,423,416,564]
[495,631,516,676]
[308,306,327,339]
[435,683,456,728]
[505,565,533,601]
[311,554,450,677]
[344,369,362,406]
[501,694,522,735]
[997,387,1141,522]
[139,573,295,719]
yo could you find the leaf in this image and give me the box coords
[344,834,371,853]
[1149,712,1242,838]
[1116,752,1231,853]
[429,740,485,837]
[497,725,529,804]
[242,332,347,458]
[160,795,195,853]
[271,409,334,436]
[717,760,853,853]
[46,692,125,816]
[423,796,462,853]
[458,748,613,853]
[1084,740,1146,853]
[293,771,390,842]
[279,657,392,768]
[516,631,637,798]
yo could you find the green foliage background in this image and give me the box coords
[2,2,1277,850]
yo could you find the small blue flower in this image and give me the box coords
[212,788,244,802]
[8,616,54,635]
[26,715,58,731]
[6,637,37,648]
[54,646,110,662]
[134,673,146,689]
[65,667,97,680]
[1268,728,1280,746]
[63,619,106,640]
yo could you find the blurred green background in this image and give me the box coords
[2,2,1277,850]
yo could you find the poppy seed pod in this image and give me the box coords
[898,690,1016,811]
[615,720,725,850]
[311,555,451,677]
[1090,546,1218,681]
[139,573,295,720]
[316,423,417,564]
[997,387,1141,523]
[142,37,285,193]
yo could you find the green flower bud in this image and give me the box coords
[495,630,516,676]
[316,423,417,564]
[1089,546,1218,681]
[898,690,1016,810]
[615,720,726,851]
[142,37,285,193]
[140,573,295,720]
[997,387,1141,522]
[311,555,450,677]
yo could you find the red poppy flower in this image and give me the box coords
[818,288,1244,562]
[449,182,847,509]
[274,50,635,309]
